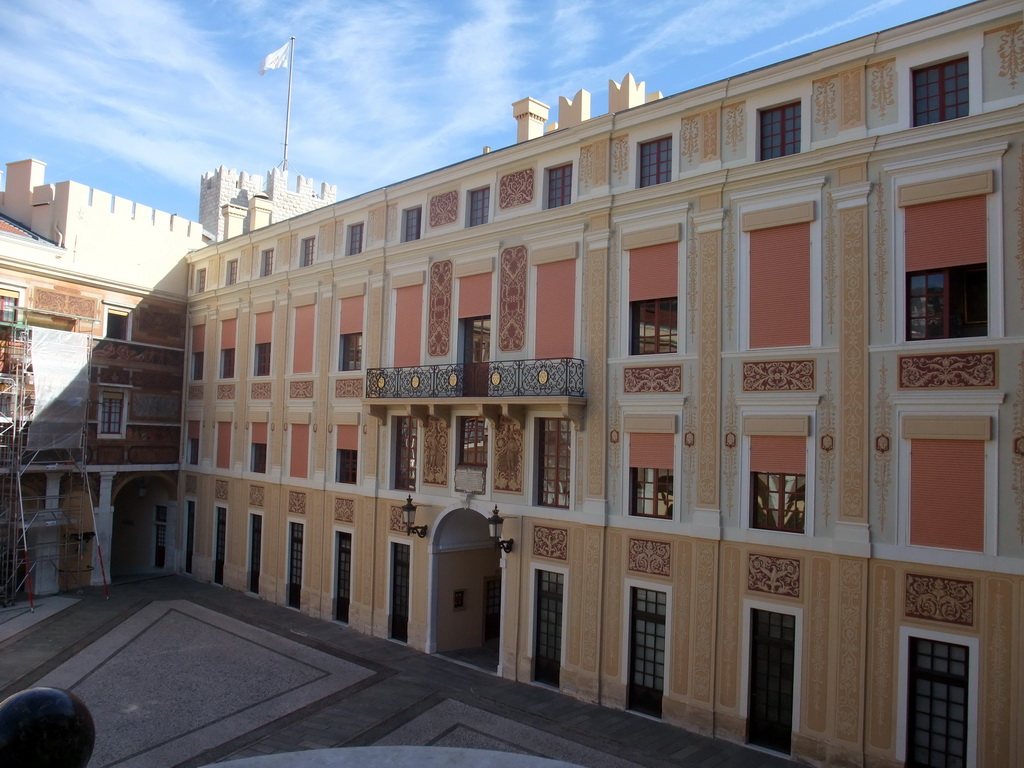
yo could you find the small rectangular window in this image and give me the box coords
[260,248,275,277]
[254,342,271,376]
[546,164,572,209]
[105,309,129,340]
[251,422,268,473]
[194,268,207,293]
[220,347,235,379]
[639,137,672,187]
[394,416,417,491]
[339,332,362,371]
[402,207,422,242]
[347,223,364,256]
[537,418,571,508]
[336,449,358,484]
[913,57,969,127]
[630,298,677,355]
[759,102,801,160]
[226,259,238,286]
[468,187,490,227]
[458,417,488,467]
[300,237,316,267]
[99,392,124,435]
[191,351,204,381]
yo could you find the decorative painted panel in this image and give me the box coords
[216,384,235,400]
[289,380,314,398]
[498,246,527,352]
[185,475,197,494]
[742,359,815,391]
[493,416,523,493]
[251,382,272,399]
[623,365,682,393]
[335,378,362,398]
[249,485,265,507]
[215,479,228,500]
[429,190,459,228]
[389,505,405,533]
[334,497,354,523]
[627,538,670,577]
[898,351,996,389]
[498,168,534,209]
[532,526,567,560]
[289,491,306,515]
[188,385,204,400]
[427,260,453,358]
[747,553,801,598]
[992,21,1024,88]
[33,288,97,318]
[867,59,896,126]
[680,115,699,166]
[904,573,974,626]
[422,416,449,487]
[611,135,629,186]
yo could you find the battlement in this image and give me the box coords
[199,165,337,242]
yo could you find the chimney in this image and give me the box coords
[512,97,550,143]
[558,89,591,130]
[3,159,47,227]
[221,203,246,240]
[609,74,645,113]
[248,193,273,231]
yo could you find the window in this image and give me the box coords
[260,248,274,277]
[192,350,204,380]
[629,432,674,518]
[639,137,672,187]
[253,342,271,376]
[99,392,124,435]
[749,434,806,533]
[906,638,969,767]
[468,187,490,227]
[191,324,205,380]
[220,347,235,378]
[402,207,422,242]
[105,309,129,340]
[300,236,316,267]
[628,588,666,718]
[393,416,417,491]
[904,194,987,341]
[339,333,362,371]
[537,418,571,508]
[250,422,268,473]
[459,417,487,467]
[336,424,359,484]
[759,102,801,160]
[226,259,238,285]
[546,164,572,209]
[630,299,678,355]
[187,420,200,465]
[347,224,363,256]
[220,317,236,379]
[628,242,679,355]
[194,268,207,293]
[913,57,968,127]
[0,289,18,324]
[533,570,564,687]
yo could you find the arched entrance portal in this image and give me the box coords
[430,506,502,670]
[109,473,177,580]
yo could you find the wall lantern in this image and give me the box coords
[486,505,514,553]
[401,495,428,538]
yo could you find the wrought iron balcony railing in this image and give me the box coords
[365,358,585,399]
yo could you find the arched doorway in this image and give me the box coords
[430,506,502,670]
[109,472,176,580]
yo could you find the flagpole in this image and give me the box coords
[283,36,295,172]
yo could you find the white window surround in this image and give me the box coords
[621,577,673,694]
[620,412,681,525]
[286,518,305,589]
[97,390,127,439]
[895,625,979,768]
[528,416,576,512]
[737,397,818,542]
[524,254,581,362]
[884,142,1007,345]
[527,563,570,684]
[739,598,803,732]
[732,179,825,352]
[897,36,983,132]
[743,85,811,160]
[888,394,1001,561]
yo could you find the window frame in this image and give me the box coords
[638,137,672,188]
[225,258,239,286]
[393,416,417,491]
[300,236,316,267]
[191,350,204,381]
[98,391,125,437]
[402,207,422,242]
[194,267,207,293]
[347,223,364,256]
[468,187,490,227]
[260,248,275,277]
[104,307,130,340]
[750,470,806,533]
[250,439,267,474]
[220,346,236,379]
[912,56,969,127]
[336,448,358,484]
[629,297,678,356]
[545,163,573,209]
[630,466,674,519]
[906,265,987,341]
[253,341,272,376]
[339,332,363,371]
[536,417,572,509]
[758,101,801,161]
[458,416,488,468]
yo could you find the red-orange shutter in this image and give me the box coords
[394,285,423,367]
[749,223,810,349]
[910,439,984,552]
[534,259,576,358]
[337,424,359,451]
[629,243,678,302]
[290,424,310,479]
[749,435,806,475]
[459,272,493,318]
[216,421,231,469]
[629,433,674,469]
[292,304,315,374]
[339,295,364,335]
[905,196,987,272]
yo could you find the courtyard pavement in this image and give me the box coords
[0,575,794,768]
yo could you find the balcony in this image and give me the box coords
[364,358,586,427]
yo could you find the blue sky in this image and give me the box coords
[1,0,973,226]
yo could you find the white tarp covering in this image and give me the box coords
[26,328,91,451]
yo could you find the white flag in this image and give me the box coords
[258,40,291,75]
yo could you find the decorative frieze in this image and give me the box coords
[498,168,534,209]
[334,497,354,523]
[215,479,229,500]
[249,485,265,507]
[623,365,682,393]
[422,416,449,487]
[498,246,527,352]
[532,526,567,560]
[289,380,314,398]
[628,538,671,577]
[898,351,996,389]
[33,288,97,318]
[251,382,272,399]
[742,360,815,392]
[905,573,974,626]
[216,384,235,400]
[427,260,453,358]
[747,553,801,598]
[335,378,363,398]
[289,491,306,516]
[428,190,459,228]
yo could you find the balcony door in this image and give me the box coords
[461,316,490,396]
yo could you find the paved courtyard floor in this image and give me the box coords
[0,576,794,768]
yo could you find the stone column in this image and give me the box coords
[91,471,116,586]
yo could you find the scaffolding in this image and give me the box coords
[0,311,104,608]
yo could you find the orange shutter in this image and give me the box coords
[337,424,359,451]
[191,324,205,353]
[292,305,315,374]
[459,273,493,318]
[910,439,984,552]
[629,243,678,302]
[905,195,987,272]
[216,421,231,469]
[394,285,423,367]
[220,318,236,351]
[290,424,310,479]
[629,433,674,469]
[749,223,810,349]
[255,311,273,344]
[251,422,267,444]
[749,435,806,475]
[187,420,200,440]
[534,259,576,358]
[339,295,364,335]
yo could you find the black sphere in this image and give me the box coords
[0,687,95,768]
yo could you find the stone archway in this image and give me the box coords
[109,472,177,579]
